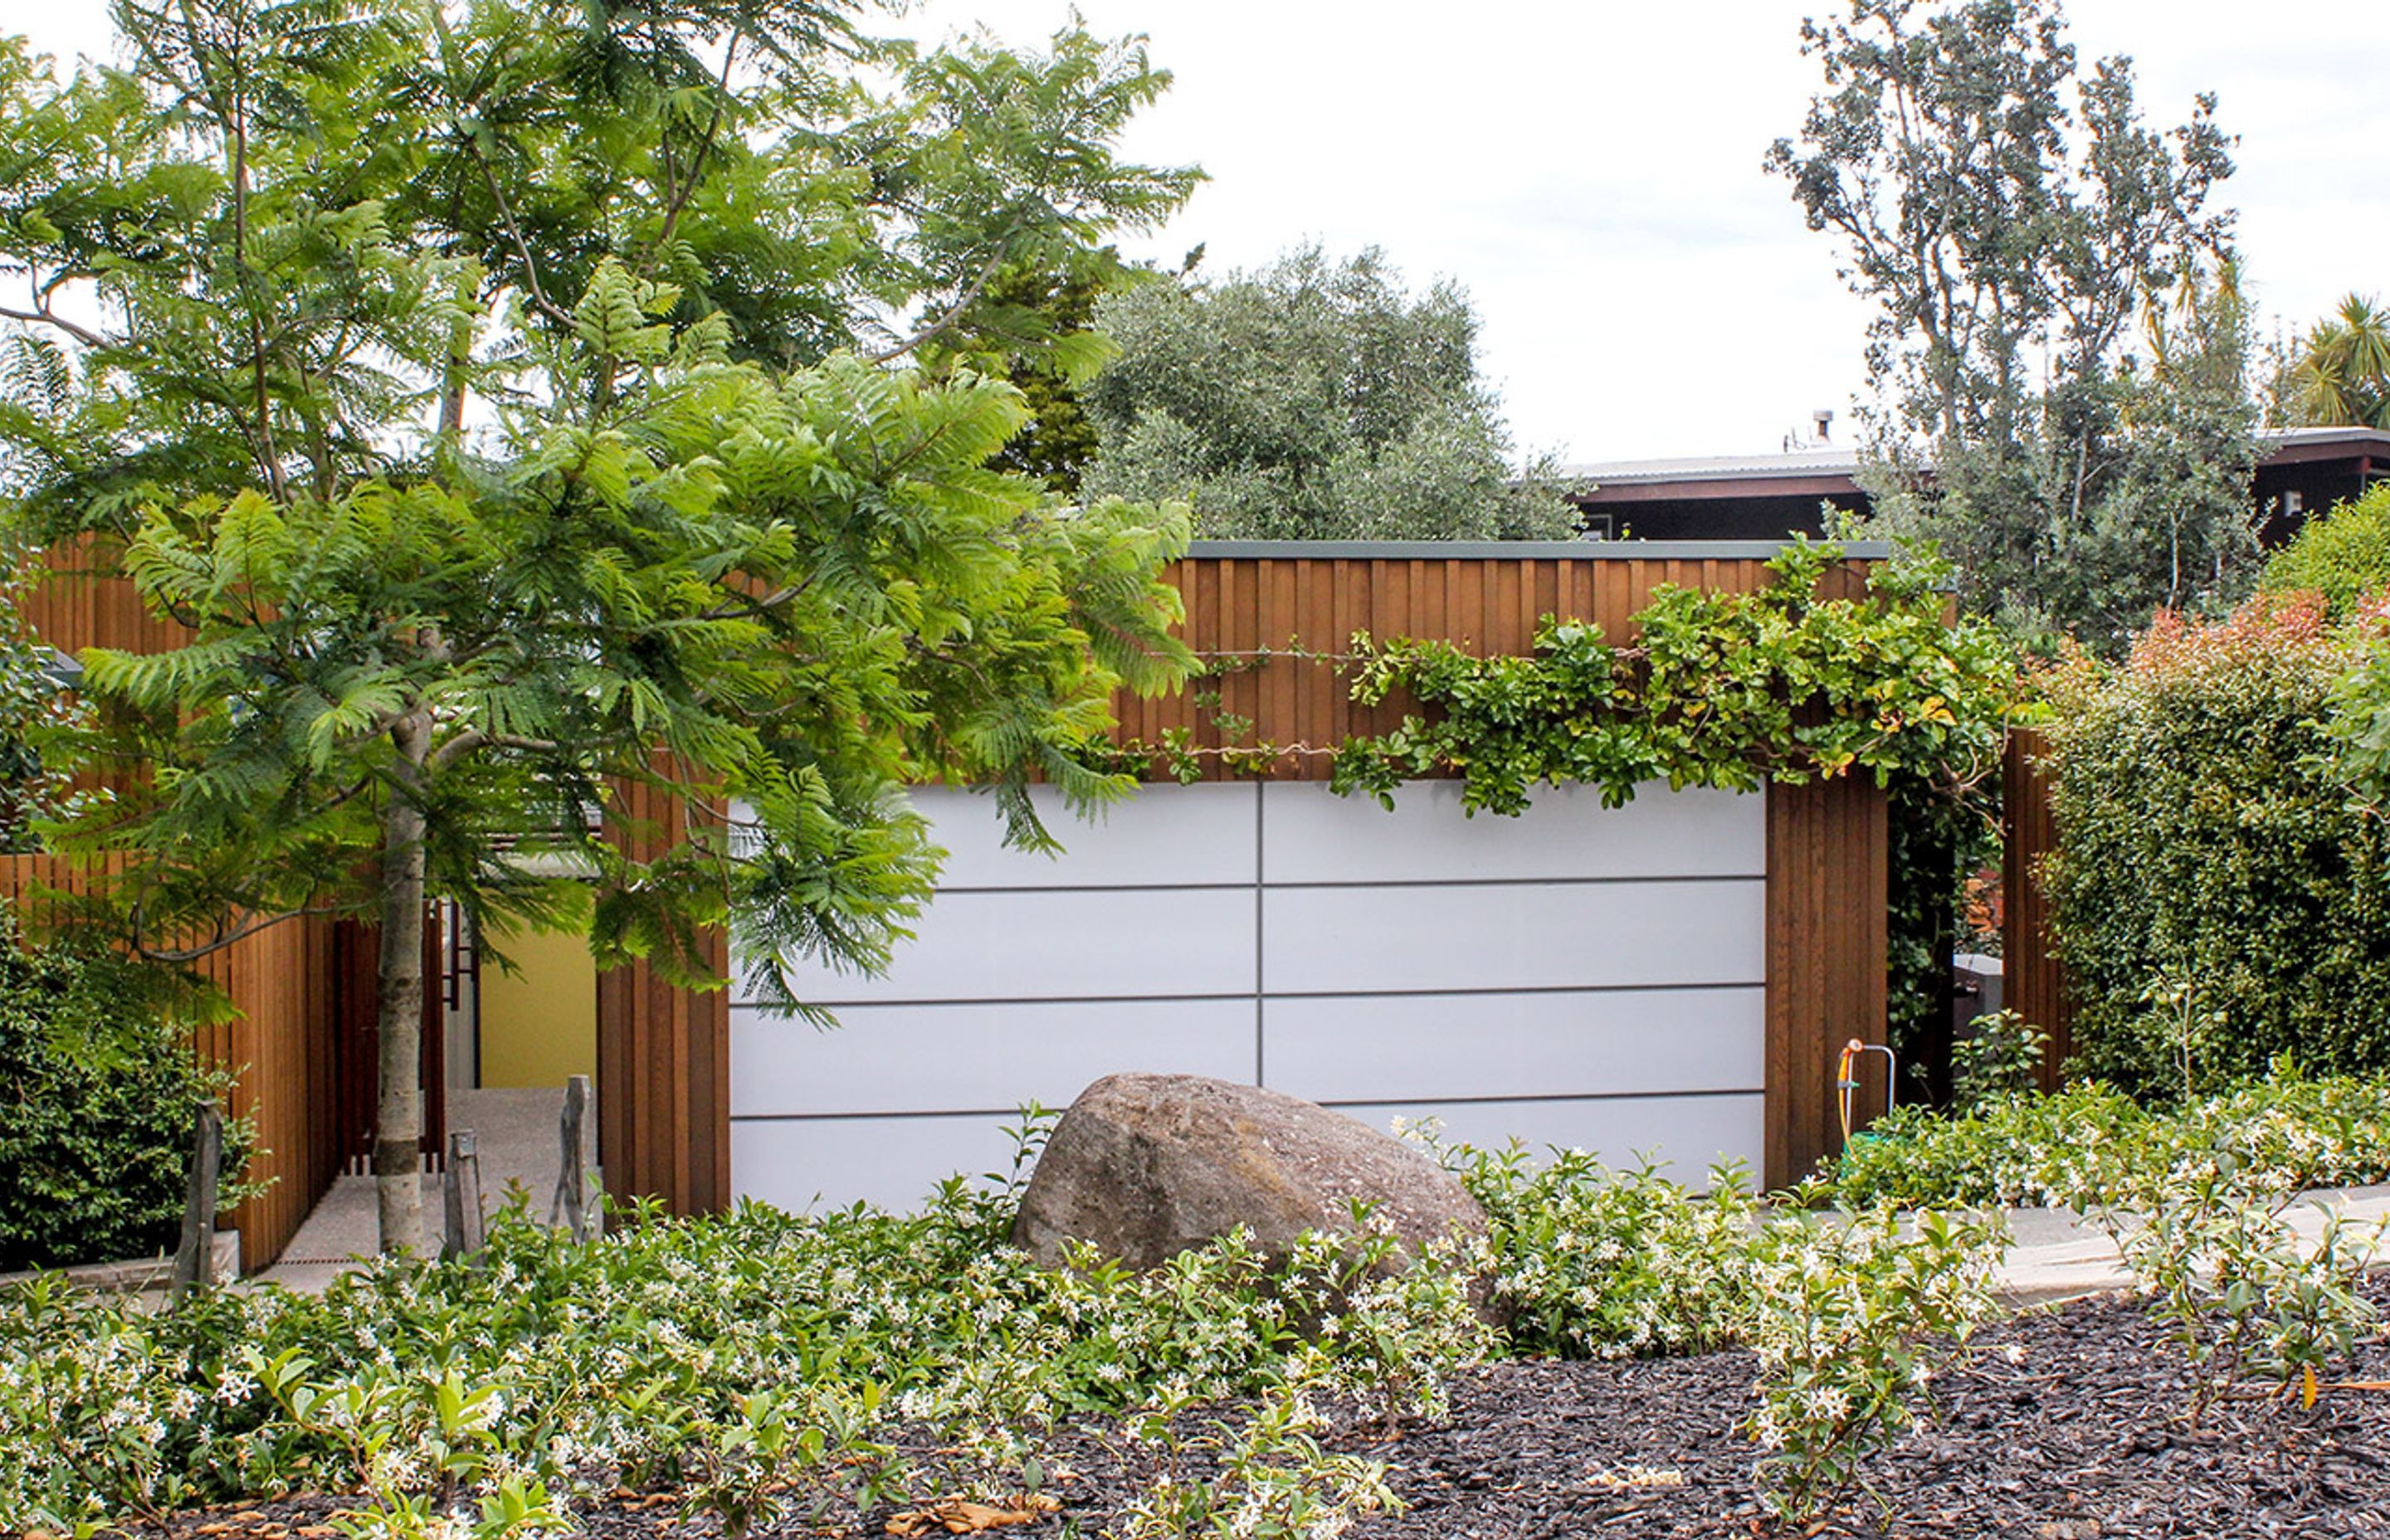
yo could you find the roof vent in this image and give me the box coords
[1812,408,1834,444]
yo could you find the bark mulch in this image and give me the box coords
[134,1285,2390,1540]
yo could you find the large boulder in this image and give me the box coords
[1011,1073,1488,1275]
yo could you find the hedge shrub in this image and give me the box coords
[0,914,249,1270]
[2260,483,2390,619]
[2039,596,2390,1094]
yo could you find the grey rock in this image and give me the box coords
[1011,1073,1489,1281]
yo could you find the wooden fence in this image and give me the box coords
[597,768,734,1218]
[10,543,438,1268]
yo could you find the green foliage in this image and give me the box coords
[2039,597,2390,1092]
[2261,482,2390,618]
[2274,294,2390,431]
[923,249,1149,495]
[2099,1133,2383,1423]
[1329,539,2018,814]
[1112,1362,1403,1540]
[1082,245,1576,540]
[1454,1143,1760,1361]
[1743,1206,2006,1523]
[1886,772,2002,1095]
[1773,0,2260,646]
[0,912,252,1271]
[0,565,72,852]
[1950,1009,2048,1109]
[0,1166,1491,1531]
[1823,1070,2390,1209]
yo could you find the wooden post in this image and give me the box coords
[170,1101,223,1303]
[441,1129,485,1259]
[551,1075,596,1241]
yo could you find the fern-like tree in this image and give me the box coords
[0,0,1197,1254]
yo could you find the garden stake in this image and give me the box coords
[443,1128,485,1259]
[169,1099,223,1304]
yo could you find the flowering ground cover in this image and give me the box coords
[105,1283,2390,1540]
[14,1084,2390,1539]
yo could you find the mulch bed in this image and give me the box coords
[134,1285,2390,1540]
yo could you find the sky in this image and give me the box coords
[10,0,2388,466]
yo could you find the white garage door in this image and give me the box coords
[730,780,1767,1211]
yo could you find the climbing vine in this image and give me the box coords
[1082,540,2020,803]
[1325,540,2019,813]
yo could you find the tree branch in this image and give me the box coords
[864,232,1022,364]
[0,301,107,350]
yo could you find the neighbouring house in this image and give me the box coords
[10,538,1904,1268]
[1564,425,2390,544]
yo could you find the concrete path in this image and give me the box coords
[1993,1182,2390,1305]
[262,1086,569,1291]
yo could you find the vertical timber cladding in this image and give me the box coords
[2002,727,2074,1090]
[596,769,733,1217]
[12,543,350,1269]
[720,540,1894,1208]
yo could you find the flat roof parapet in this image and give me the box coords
[1183,539,1895,561]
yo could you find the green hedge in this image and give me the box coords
[2039,597,2390,1094]
[0,916,249,1271]
[2261,483,2390,619]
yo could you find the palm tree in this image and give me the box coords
[2289,294,2390,429]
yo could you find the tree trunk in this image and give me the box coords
[373,722,432,1255]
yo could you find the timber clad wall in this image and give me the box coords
[1117,542,1875,779]
[12,544,355,1269]
[2002,726,2074,1086]
[597,772,733,1216]
[1764,774,1890,1184]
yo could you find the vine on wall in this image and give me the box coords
[1080,539,2022,1096]
[1088,540,2019,808]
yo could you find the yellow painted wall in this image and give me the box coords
[477,924,598,1088]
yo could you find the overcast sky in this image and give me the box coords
[12,0,2388,465]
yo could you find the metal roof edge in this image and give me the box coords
[1183,539,1895,561]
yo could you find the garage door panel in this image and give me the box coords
[1264,987,1763,1104]
[732,1115,1030,1214]
[1262,781,1762,885]
[754,886,1256,1006]
[1261,880,1763,995]
[730,998,1255,1117]
[914,782,1258,891]
[1327,1094,1765,1185]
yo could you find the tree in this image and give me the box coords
[1080,245,1578,541]
[2278,294,2390,430]
[0,1,1197,1255]
[1768,0,2257,646]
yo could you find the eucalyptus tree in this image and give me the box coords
[0,0,1197,1254]
[1768,0,2257,644]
